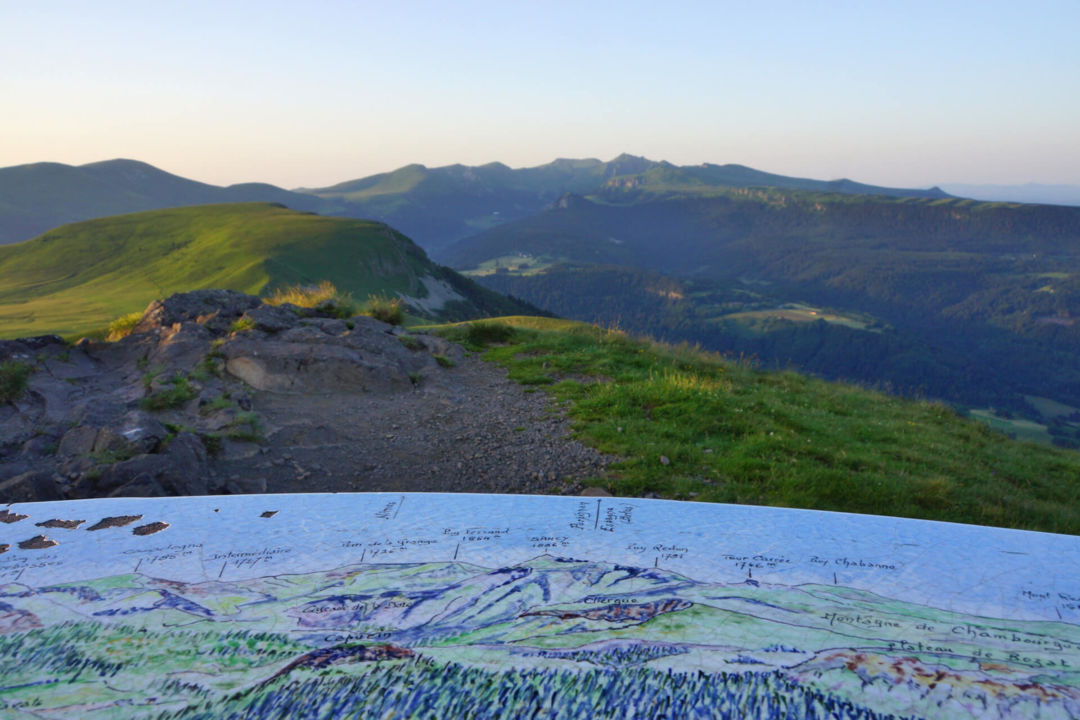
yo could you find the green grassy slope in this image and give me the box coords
[434,317,1080,534]
[0,203,531,339]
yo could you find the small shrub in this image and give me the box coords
[140,374,197,411]
[398,335,423,351]
[0,362,33,403]
[267,281,357,319]
[465,321,516,347]
[106,311,143,342]
[362,295,405,325]
[434,354,455,368]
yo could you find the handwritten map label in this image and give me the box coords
[374,498,403,520]
[123,543,203,556]
[810,555,898,571]
[569,502,592,531]
[361,537,440,558]
[0,557,63,577]
[324,631,393,642]
[463,528,510,543]
[723,553,790,570]
[823,612,902,629]
[655,543,688,561]
[529,535,570,550]
[584,596,637,604]
[835,557,897,571]
[952,624,1080,652]
[210,546,292,569]
[1021,589,1080,612]
[599,504,635,533]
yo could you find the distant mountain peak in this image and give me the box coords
[80,158,158,170]
[606,153,656,176]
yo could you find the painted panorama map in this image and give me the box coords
[0,493,1077,718]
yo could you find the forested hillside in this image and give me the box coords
[458,189,1080,445]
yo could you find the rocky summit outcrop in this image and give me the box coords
[0,291,612,503]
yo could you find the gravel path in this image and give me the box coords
[213,353,614,496]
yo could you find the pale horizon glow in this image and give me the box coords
[2,0,1078,190]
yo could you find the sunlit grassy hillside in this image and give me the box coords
[435,317,1080,534]
[0,203,523,339]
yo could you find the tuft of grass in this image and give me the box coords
[191,353,224,381]
[0,361,33,403]
[200,434,224,457]
[230,316,256,334]
[467,321,516,347]
[433,316,1080,535]
[225,411,262,442]
[398,335,423,351]
[90,446,138,465]
[106,311,143,342]
[266,280,357,319]
[140,373,197,411]
[141,366,164,392]
[199,395,232,415]
[433,354,455,368]
[361,294,405,326]
[437,320,517,350]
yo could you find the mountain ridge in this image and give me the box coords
[0,158,339,246]
[300,153,952,253]
[0,154,957,249]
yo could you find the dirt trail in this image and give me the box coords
[215,353,610,495]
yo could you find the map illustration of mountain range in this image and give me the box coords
[0,493,1077,718]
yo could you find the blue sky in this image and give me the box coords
[2,0,1078,188]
